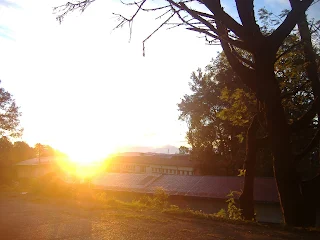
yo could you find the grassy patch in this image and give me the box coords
[162,204,261,227]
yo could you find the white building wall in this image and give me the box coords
[107,162,195,175]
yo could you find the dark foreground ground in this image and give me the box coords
[0,192,319,240]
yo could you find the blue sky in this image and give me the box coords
[0,0,319,161]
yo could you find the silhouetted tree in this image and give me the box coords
[178,146,190,154]
[35,143,44,163]
[178,53,253,176]
[0,81,22,138]
[11,141,35,163]
[0,136,13,182]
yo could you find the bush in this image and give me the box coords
[153,187,168,208]
[214,209,227,218]
[226,191,243,220]
[139,187,168,209]
[27,173,74,198]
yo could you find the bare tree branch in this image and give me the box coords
[142,12,175,56]
[53,0,96,23]
[269,0,314,53]
[112,0,147,41]
[216,21,256,92]
[168,0,252,52]
[235,0,261,36]
[201,0,247,41]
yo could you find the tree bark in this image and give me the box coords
[239,114,259,220]
[301,174,320,226]
[255,49,306,226]
[289,0,320,226]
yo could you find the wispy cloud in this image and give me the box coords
[0,0,20,8]
[264,0,290,8]
[0,25,14,40]
[0,0,21,40]
[264,0,288,5]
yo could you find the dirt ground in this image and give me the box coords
[0,192,319,240]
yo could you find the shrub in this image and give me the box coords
[153,187,168,208]
[26,173,75,198]
[138,187,168,209]
[214,209,227,218]
[226,191,243,220]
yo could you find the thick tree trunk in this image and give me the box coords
[256,53,306,226]
[289,1,320,226]
[239,115,259,220]
[301,174,320,226]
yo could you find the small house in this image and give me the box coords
[15,157,59,179]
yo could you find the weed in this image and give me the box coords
[214,208,227,218]
[226,191,243,220]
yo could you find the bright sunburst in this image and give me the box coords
[55,142,116,179]
[65,141,116,165]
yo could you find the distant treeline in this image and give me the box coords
[0,136,65,167]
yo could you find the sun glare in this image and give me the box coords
[67,146,114,165]
[54,147,113,180]
[53,142,117,179]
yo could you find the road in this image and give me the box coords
[0,192,319,240]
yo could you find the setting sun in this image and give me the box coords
[65,143,115,165]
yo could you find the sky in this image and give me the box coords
[0,0,319,161]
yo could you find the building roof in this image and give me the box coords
[110,155,194,168]
[92,173,279,203]
[15,156,64,166]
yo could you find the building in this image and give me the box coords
[14,156,63,178]
[91,173,293,224]
[107,154,197,175]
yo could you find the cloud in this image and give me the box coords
[0,25,13,40]
[0,0,22,40]
[264,0,288,4]
[0,0,20,8]
[264,0,290,8]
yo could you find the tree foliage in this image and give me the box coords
[178,53,253,176]
[178,146,190,154]
[0,139,66,182]
[0,81,22,138]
